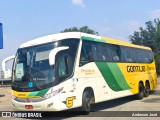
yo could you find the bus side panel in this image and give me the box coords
[75,63,98,107]
[117,62,157,94]
[147,62,158,90]
[95,62,133,100]
[76,77,97,107]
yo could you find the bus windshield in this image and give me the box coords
[12,38,79,92]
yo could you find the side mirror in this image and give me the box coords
[49,46,69,65]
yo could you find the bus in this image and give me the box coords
[11,32,157,112]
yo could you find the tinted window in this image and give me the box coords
[109,45,121,62]
[80,40,98,66]
[146,50,153,63]
[121,46,135,62]
[97,43,107,62]
[134,49,153,63]
[79,39,153,66]
[60,38,79,61]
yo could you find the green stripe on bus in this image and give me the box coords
[107,63,131,90]
[36,88,49,96]
[95,62,130,91]
[28,88,49,96]
[81,36,106,43]
[95,62,122,91]
[28,91,39,96]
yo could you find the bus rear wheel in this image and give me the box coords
[136,83,144,100]
[144,83,150,97]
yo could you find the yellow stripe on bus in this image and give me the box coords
[12,90,30,98]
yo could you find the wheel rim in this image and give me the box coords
[85,96,90,111]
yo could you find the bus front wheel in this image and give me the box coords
[81,90,91,114]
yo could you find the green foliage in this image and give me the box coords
[60,26,99,35]
[129,19,160,74]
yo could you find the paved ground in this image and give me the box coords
[0,78,160,120]
[0,86,11,110]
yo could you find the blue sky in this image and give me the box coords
[0,0,160,70]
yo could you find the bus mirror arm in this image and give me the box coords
[49,46,69,65]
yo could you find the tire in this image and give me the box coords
[81,90,91,114]
[144,83,150,97]
[136,83,144,100]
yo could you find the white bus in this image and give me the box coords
[11,32,157,113]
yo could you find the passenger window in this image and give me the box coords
[141,50,147,63]
[91,43,98,61]
[143,50,153,63]
[109,45,121,62]
[97,43,106,62]
[80,40,98,66]
[121,47,135,62]
[134,48,152,63]
[104,44,113,62]
[79,40,153,64]
[147,51,153,63]
[134,49,143,63]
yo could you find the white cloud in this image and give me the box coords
[71,0,85,7]
[150,9,160,19]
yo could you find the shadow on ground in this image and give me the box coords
[19,95,136,119]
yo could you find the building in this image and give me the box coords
[0,69,12,79]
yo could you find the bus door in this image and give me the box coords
[55,52,77,110]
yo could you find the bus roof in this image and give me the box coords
[20,32,82,48]
[101,36,151,50]
[20,32,151,50]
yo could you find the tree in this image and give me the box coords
[60,26,99,35]
[129,20,158,50]
[129,18,160,74]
